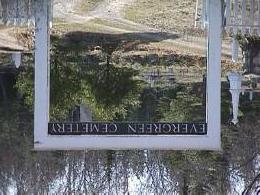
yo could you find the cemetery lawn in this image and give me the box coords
[78,0,103,13]
[124,0,197,34]
[52,0,237,81]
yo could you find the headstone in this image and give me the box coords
[80,105,92,122]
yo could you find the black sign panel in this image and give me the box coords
[48,122,207,135]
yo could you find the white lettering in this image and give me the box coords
[191,124,198,133]
[162,124,171,133]
[109,124,118,133]
[128,124,136,133]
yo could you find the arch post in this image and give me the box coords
[34,0,50,146]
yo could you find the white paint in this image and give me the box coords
[242,0,247,33]
[250,0,255,33]
[201,0,208,28]
[225,0,231,27]
[258,0,260,34]
[194,0,199,27]
[228,72,242,124]
[232,0,239,62]
[34,0,50,146]
[232,37,239,62]
[11,52,21,68]
[34,0,222,151]
[49,0,53,28]
[234,0,239,33]
[34,135,222,150]
[206,0,222,149]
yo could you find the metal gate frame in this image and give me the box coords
[34,0,222,150]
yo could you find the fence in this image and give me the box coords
[223,0,260,35]
[0,0,53,26]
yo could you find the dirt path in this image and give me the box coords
[54,0,155,32]
[54,0,135,21]
[89,0,136,19]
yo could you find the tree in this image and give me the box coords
[16,34,143,121]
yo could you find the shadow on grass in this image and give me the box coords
[57,31,179,52]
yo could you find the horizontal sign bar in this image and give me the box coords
[48,122,207,136]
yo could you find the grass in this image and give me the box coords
[124,0,197,34]
[92,18,140,32]
[53,20,127,34]
[77,0,103,13]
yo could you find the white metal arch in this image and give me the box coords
[34,0,222,150]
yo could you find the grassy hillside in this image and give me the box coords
[78,0,103,13]
[125,0,197,33]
